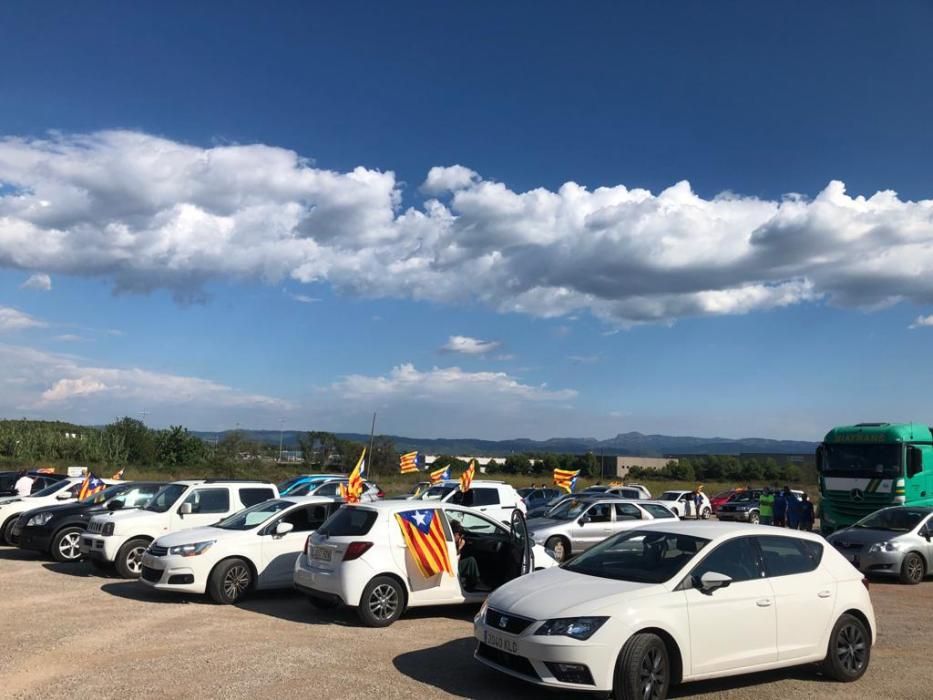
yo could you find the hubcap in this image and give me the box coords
[369,583,399,620]
[907,556,923,581]
[223,565,250,600]
[639,647,666,700]
[836,624,867,674]
[126,547,146,574]
[59,532,81,560]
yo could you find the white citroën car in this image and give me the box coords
[474,521,875,700]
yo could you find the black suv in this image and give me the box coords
[14,481,165,562]
[0,471,68,497]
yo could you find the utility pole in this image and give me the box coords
[138,410,150,424]
[368,413,376,476]
[278,417,285,463]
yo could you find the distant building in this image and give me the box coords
[601,456,676,479]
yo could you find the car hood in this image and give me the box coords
[92,508,161,525]
[486,565,666,619]
[828,527,916,546]
[527,518,569,531]
[22,501,107,518]
[155,526,226,548]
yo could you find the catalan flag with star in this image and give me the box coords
[394,509,453,578]
[459,460,475,492]
[338,448,367,503]
[429,465,450,484]
[78,472,106,500]
[553,468,580,493]
[399,451,420,474]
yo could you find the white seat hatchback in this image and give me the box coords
[474,521,875,699]
[294,501,556,627]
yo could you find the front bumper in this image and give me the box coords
[473,615,615,692]
[14,525,54,553]
[136,552,206,593]
[833,546,907,576]
[716,510,752,522]
[80,533,121,562]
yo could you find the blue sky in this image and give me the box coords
[2,1,933,440]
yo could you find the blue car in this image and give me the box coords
[277,474,346,496]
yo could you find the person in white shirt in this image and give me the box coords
[14,473,34,496]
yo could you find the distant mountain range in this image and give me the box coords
[192,429,817,457]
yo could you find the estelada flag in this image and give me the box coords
[394,509,453,578]
[339,449,367,503]
[429,466,450,484]
[553,468,580,493]
[111,467,126,480]
[399,451,420,474]
[78,472,106,500]
[459,460,475,492]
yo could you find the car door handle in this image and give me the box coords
[756,599,772,607]
[818,590,832,599]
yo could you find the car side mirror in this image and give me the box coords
[107,499,124,511]
[695,571,733,595]
[578,516,590,525]
[178,502,193,515]
[923,526,932,542]
[57,491,72,500]
[908,446,923,478]
[275,521,295,536]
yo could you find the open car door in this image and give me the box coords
[509,508,533,577]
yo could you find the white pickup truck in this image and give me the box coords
[81,479,278,578]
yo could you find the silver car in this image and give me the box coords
[826,506,933,584]
[527,497,678,562]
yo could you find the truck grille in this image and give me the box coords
[87,520,104,534]
[824,493,892,519]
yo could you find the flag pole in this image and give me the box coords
[368,412,376,475]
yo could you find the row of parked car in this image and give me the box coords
[1,469,908,699]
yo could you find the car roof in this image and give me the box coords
[631,520,826,542]
[345,500,500,515]
[433,479,507,486]
[279,495,343,506]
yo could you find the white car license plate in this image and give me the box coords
[484,630,520,655]
[310,546,332,562]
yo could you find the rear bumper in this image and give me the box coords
[292,554,373,607]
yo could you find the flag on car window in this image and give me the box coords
[394,509,453,577]
[459,460,475,492]
[429,465,450,484]
[339,449,367,503]
[553,468,580,493]
[78,472,106,500]
[400,451,420,474]
[111,467,126,480]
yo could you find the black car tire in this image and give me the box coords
[357,575,406,627]
[1,516,18,546]
[51,526,85,563]
[613,632,671,700]
[115,537,150,579]
[207,558,253,604]
[899,552,925,585]
[748,510,760,524]
[821,613,870,682]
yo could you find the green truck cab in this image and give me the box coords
[818,422,933,535]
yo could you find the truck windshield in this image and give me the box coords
[822,444,901,479]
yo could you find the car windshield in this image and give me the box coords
[420,485,456,501]
[822,443,902,479]
[564,530,710,583]
[517,488,533,496]
[277,476,305,493]
[214,499,293,530]
[80,484,125,505]
[853,508,931,533]
[144,484,188,513]
[659,491,682,501]
[30,480,70,498]
[547,499,593,521]
[731,491,759,503]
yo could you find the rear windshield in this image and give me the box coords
[420,485,456,501]
[317,506,378,537]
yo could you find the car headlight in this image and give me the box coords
[26,512,55,527]
[534,617,609,640]
[102,522,115,536]
[476,599,489,624]
[867,540,907,554]
[167,540,215,557]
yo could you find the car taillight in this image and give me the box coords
[342,541,373,561]
[305,535,314,557]
[861,577,870,591]
[377,489,385,498]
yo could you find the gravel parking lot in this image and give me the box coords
[1,545,931,700]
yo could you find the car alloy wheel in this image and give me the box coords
[639,646,667,700]
[902,553,924,584]
[836,621,867,675]
[58,531,81,560]
[126,546,145,575]
[369,583,399,621]
[223,564,250,600]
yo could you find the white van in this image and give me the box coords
[81,479,278,578]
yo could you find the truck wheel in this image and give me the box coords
[899,553,925,585]
[208,558,253,604]
[545,536,570,563]
[357,575,405,627]
[821,613,870,682]
[115,538,150,579]
[51,527,84,563]
[613,632,671,700]
[748,511,760,524]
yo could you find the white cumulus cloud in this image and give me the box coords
[441,335,501,355]
[0,306,45,332]
[909,315,933,329]
[3,130,933,324]
[21,272,51,291]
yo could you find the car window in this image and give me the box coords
[240,487,275,507]
[614,503,642,520]
[317,506,378,536]
[460,488,500,507]
[757,535,823,577]
[587,503,612,523]
[691,536,763,583]
[183,488,230,514]
[280,504,333,532]
[642,503,676,519]
[445,509,501,535]
[312,482,341,497]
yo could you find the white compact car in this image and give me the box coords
[81,480,278,578]
[474,522,875,699]
[658,490,713,519]
[139,496,342,603]
[413,480,527,523]
[1,477,113,545]
[294,501,556,627]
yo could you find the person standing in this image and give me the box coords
[785,487,802,530]
[773,487,787,527]
[759,487,774,526]
[693,487,704,519]
[14,471,34,496]
[800,493,815,532]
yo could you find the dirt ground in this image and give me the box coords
[0,545,930,700]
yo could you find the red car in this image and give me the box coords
[710,488,746,514]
